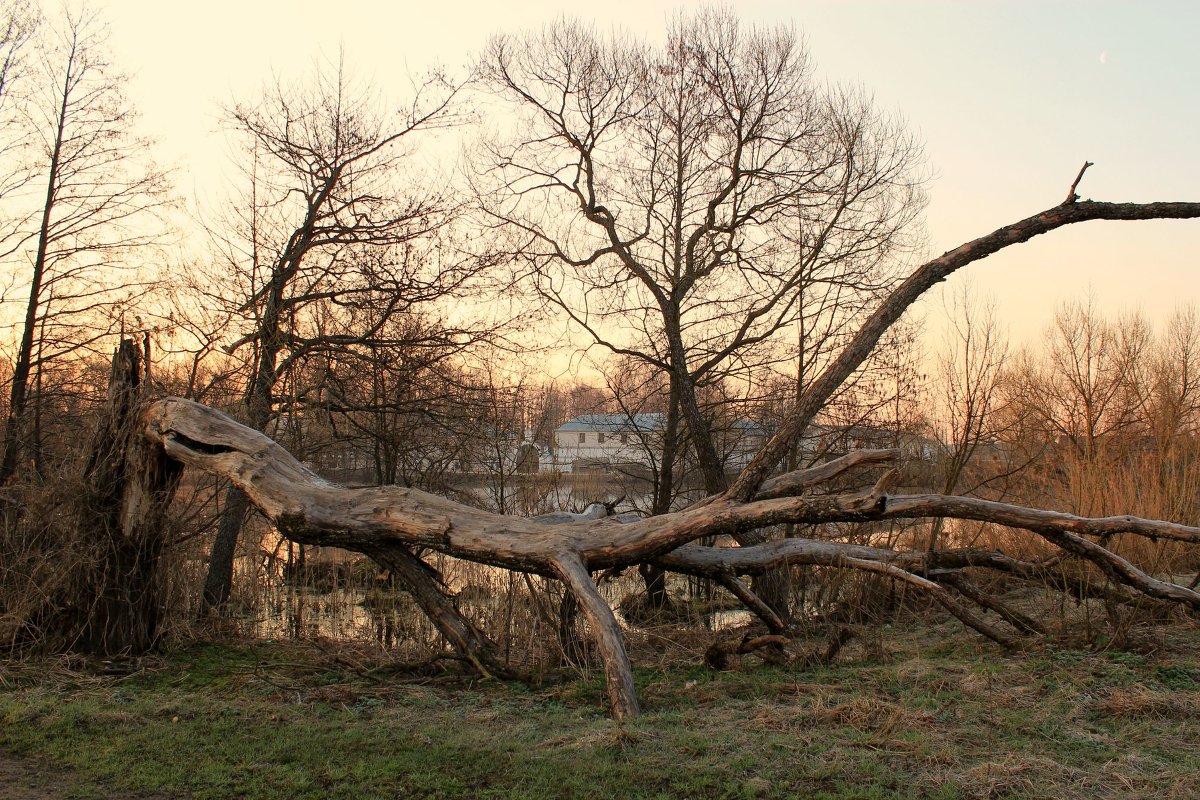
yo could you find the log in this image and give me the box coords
[131,188,1200,715]
[138,397,1200,715]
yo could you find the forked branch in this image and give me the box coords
[135,188,1200,717]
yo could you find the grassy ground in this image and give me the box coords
[1,618,1198,800]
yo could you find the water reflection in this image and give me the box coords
[251,568,756,651]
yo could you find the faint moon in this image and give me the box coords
[1099,50,1108,65]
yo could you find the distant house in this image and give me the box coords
[553,414,663,474]
[551,413,770,474]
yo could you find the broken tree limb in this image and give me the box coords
[932,571,1047,636]
[140,397,1200,715]
[701,492,1200,609]
[729,197,1200,502]
[1064,160,1094,204]
[836,556,1026,649]
[879,494,1200,545]
[655,540,1028,648]
[872,495,1200,606]
[360,543,518,680]
[714,573,787,635]
[551,554,639,719]
[754,448,901,501]
[656,540,1152,610]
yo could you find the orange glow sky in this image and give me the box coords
[98,0,1200,353]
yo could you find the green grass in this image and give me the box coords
[2,627,1198,800]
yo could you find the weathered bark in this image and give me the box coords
[755,449,901,501]
[76,339,181,655]
[552,554,639,719]
[656,496,1200,611]
[137,189,1200,716]
[146,395,1200,592]
[140,396,1200,715]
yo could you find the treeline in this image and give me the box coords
[0,3,1195,656]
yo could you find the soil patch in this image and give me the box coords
[0,749,179,800]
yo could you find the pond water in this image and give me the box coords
[248,562,755,649]
[241,474,763,651]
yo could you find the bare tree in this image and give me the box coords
[120,169,1200,719]
[306,312,480,491]
[0,0,38,216]
[477,11,925,615]
[0,2,36,104]
[477,11,924,496]
[1003,304,1200,525]
[926,281,1010,550]
[1009,296,1141,465]
[1144,307,1200,449]
[0,6,170,483]
[193,56,482,612]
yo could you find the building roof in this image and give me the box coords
[556,413,664,433]
[556,413,770,438]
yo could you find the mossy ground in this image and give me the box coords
[2,618,1198,799]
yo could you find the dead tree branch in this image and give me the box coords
[1064,161,1094,205]
[128,191,1200,717]
[729,198,1200,502]
[139,396,1199,716]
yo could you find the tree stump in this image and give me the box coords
[76,338,181,655]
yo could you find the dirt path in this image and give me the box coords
[0,750,67,800]
[0,750,178,800]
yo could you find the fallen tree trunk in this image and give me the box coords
[139,397,1200,718]
[131,181,1200,718]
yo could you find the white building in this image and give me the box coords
[553,414,663,473]
[551,413,770,474]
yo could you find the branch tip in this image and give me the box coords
[1064,160,1094,205]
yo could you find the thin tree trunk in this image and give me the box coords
[639,383,682,609]
[200,485,251,611]
[0,47,71,485]
[199,339,277,614]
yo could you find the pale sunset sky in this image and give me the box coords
[99,0,1200,352]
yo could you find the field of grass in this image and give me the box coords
[2,617,1198,800]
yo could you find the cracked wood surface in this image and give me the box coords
[143,396,1200,718]
[145,396,1200,608]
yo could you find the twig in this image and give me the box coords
[1064,161,1094,204]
